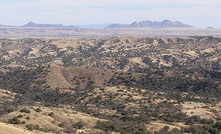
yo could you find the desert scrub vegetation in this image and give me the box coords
[0,36,221,133]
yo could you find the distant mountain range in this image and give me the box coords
[107,20,193,28]
[0,20,193,29]
[22,21,76,28]
[0,24,8,27]
[75,23,112,29]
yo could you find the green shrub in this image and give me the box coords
[25,116,30,120]
[161,126,169,132]
[19,108,30,113]
[73,121,84,129]
[35,108,42,112]
[48,112,54,116]
[17,114,23,118]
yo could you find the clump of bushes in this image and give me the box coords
[8,117,21,124]
[25,124,40,131]
[63,128,77,133]
[6,108,14,113]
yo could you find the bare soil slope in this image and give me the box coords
[46,65,114,89]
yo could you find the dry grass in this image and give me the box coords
[0,122,44,134]
[46,65,73,89]
[147,120,184,132]
[0,105,105,133]
[181,102,216,119]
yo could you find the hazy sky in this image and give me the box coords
[0,0,221,28]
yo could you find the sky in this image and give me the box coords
[0,0,221,28]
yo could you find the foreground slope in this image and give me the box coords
[0,122,40,134]
[0,64,220,133]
